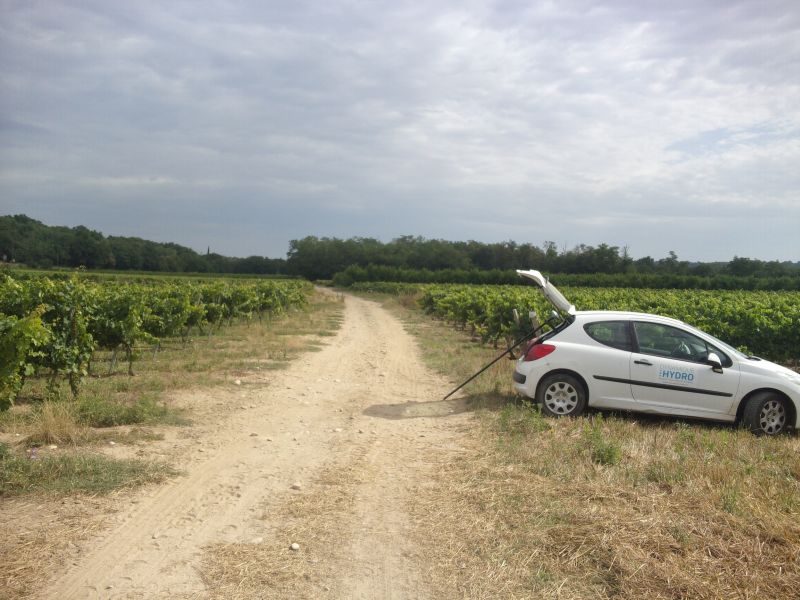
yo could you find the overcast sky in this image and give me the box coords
[1,0,798,261]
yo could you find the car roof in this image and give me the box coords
[574,310,688,327]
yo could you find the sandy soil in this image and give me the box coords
[36,293,471,599]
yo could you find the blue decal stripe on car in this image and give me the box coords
[593,375,733,398]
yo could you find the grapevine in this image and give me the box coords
[0,275,312,407]
[352,281,800,362]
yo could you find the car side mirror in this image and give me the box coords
[707,352,723,373]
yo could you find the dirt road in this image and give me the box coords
[43,293,470,599]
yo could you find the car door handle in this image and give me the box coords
[634,359,653,366]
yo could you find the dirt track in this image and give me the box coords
[42,293,470,599]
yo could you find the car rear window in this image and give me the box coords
[538,317,574,343]
[583,321,633,351]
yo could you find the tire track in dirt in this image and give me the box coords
[43,294,471,599]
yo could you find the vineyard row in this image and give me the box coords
[351,282,800,362]
[0,275,312,409]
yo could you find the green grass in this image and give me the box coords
[0,445,177,496]
[583,414,622,466]
[74,394,187,428]
[2,396,186,447]
[93,427,165,445]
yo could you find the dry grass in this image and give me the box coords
[378,294,800,599]
[0,497,110,600]
[25,401,88,445]
[411,413,800,599]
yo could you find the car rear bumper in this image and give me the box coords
[513,366,534,398]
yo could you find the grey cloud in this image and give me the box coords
[1,0,798,260]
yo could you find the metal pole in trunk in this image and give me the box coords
[441,319,555,401]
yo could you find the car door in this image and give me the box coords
[629,321,740,418]
[581,320,636,410]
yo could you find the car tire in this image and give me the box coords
[742,392,790,436]
[537,373,587,417]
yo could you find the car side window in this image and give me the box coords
[632,322,731,366]
[584,321,633,351]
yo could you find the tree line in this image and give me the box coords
[286,235,799,281]
[3,216,797,282]
[331,265,800,290]
[0,215,287,274]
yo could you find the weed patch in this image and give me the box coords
[583,415,622,466]
[0,450,177,496]
[25,402,88,446]
[75,394,185,427]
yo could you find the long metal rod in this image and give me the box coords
[441,319,554,401]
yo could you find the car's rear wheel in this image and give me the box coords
[537,373,587,417]
[742,392,790,436]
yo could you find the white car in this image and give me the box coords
[512,270,800,435]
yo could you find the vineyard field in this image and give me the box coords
[0,274,312,408]
[351,281,800,362]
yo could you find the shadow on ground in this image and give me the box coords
[363,393,512,420]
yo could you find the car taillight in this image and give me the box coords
[523,343,556,362]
